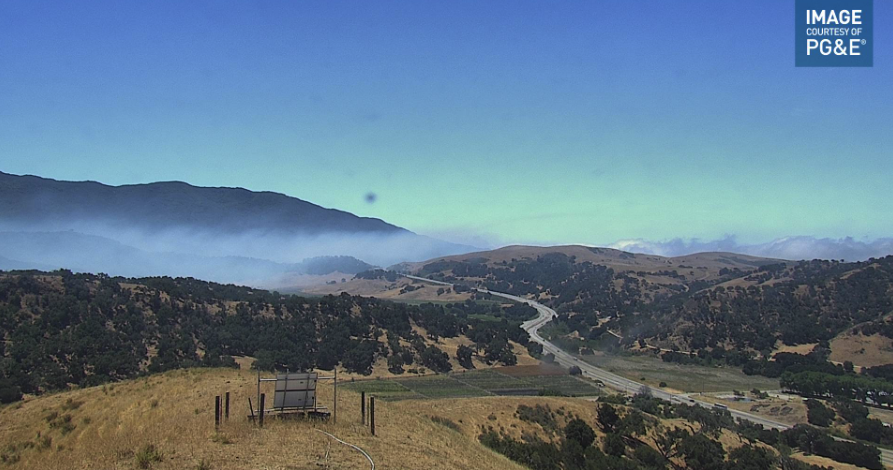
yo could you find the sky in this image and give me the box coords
[1,1,891,250]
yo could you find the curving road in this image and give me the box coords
[479,288,791,429]
[402,274,893,466]
[402,274,786,428]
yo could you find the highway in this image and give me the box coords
[480,288,791,430]
[402,273,893,466]
[402,274,787,429]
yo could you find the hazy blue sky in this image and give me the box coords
[1,1,890,248]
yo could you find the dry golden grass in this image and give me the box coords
[302,278,472,303]
[2,366,805,470]
[772,342,817,356]
[791,452,864,470]
[830,332,893,368]
[400,395,601,444]
[0,368,525,470]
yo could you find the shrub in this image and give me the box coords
[135,444,163,469]
[61,398,83,411]
[211,432,232,444]
[0,448,20,464]
[516,404,559,433]
[0,381,23,404]
[37,434,52,450]
[195,459,212,470]
[564,419,595,448]
[48,414,76,435]
[479,431,561,470]
[430,416,461,432]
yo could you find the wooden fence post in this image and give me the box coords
[370,396,375,436]
[215,395,220,430]
[225,392,230,420]
[361,391,366,425]
[259,393,266,428]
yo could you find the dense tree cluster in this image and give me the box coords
[0,270,534,403]
[418,253,893,382]
[781,370,893,407]
[781,424,882,469]
[805,399,834,427]
[480,391,845,470]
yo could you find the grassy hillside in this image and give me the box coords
[3,366,872,470]
[0,367,524,470]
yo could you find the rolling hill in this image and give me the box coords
[0,366,867,470]
[391,244,778,275]
[325,244,780,304]
[0,171,399,235]
[0,171,475,279]
[347,245,893,368]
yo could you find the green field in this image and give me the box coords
[339,379,419,399]
[393,376,487,398]
[342,368,603,400]
[578,353,780,393]
[541,323,781,393]
[450,369,515,389]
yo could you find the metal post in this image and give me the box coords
[333,368,338,424]
[370,396,375,436]
[225,392,230,420]
[256,369,261,419]
[259,393,266,428]
[361,391,366,425]
[215,396,221,430]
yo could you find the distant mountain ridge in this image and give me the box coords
[0,171,476,281]
[0,171,402,235]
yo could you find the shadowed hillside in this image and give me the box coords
[0,171,400,235]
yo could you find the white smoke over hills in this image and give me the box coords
[608,235,893,262]
[0,171,476,286]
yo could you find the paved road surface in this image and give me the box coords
[401,274,892,466]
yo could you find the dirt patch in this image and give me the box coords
[699,393,807,427]
[773,342,817,356]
